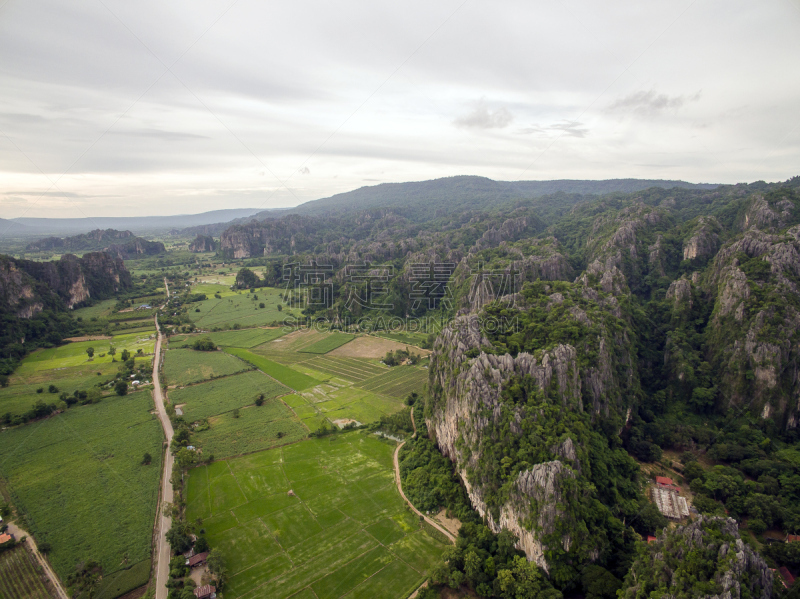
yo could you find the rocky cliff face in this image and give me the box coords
[0,252,131,318]
[450,238,574,313]
[104,238,165,260]
[683,216,720,261]
[189,235,217,252]
[428,277,639,571]
[705,226,800,428]
[620,516,773,599]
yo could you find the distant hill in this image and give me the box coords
[26,229,137,252]
[264,176,719,221]
[181,176,719,236]
[9,208,264,237]
[25,229,166,259]
[0,218,31,236]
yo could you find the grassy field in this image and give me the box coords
[162,348,252,386]
[72,299,118,320]
[298,333,354,355]
[0,362,120,418]
[0,544,56,599]
[0,391,163,582]
[167,371,289,420]
[193,402,308,459]
[185,432,447,599]
[92,559,152,599]
[188,288,300,330]
[355,366,428,398]
[224,348,320,391]
[169,328,287,349]
[16,332,155,375]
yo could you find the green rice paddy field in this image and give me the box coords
[219,330,428,430]
[0,391,163,583]
[185,432,447,599]
[224,348,320,392]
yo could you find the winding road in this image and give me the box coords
[152,315,174,599]
[392,410,456,545]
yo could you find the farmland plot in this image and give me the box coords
[298,332,354,355]
[0,544,56,599]
[185,432,447,599]
[224,348,319,391]
[0,361,120,419]
[355,366,427,398]
[162,348,252,386]
[192,400,307,458]
[170,327,287,349]
[0,392,163,582]
[166,370,289,420]
[16,332,155,374]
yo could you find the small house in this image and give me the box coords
[0,533,14,545]
[186,551,208,568]
[787,534,800,543]
[646,536,657,543]
[193,585,216,599]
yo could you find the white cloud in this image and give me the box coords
[454,100,514,129]
[0,0,798,218]
[608,89,702,117]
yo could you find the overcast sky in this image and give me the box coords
[1,0,799,218]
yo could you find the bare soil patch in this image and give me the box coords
[329,335,429,359]
[434,508,462,537]
[332,418,361,428]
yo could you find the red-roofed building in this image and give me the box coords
[193,585,216,599]
[0,533,13,545]
[186,552,208,568]
[655,476,681,493]
[647,536,657,543]
[787,534,800,543]
[779,566,795,587]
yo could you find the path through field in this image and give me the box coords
[4,521,68,599]
[151,315,174,599]
[392,410,456,544]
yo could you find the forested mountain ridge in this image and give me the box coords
[179,175,719,237]
[416,176,800,594]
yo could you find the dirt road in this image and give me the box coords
[151,315,175,599]
[163,277,170,298]
[5,521,69,599]
[392,410,456,545]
